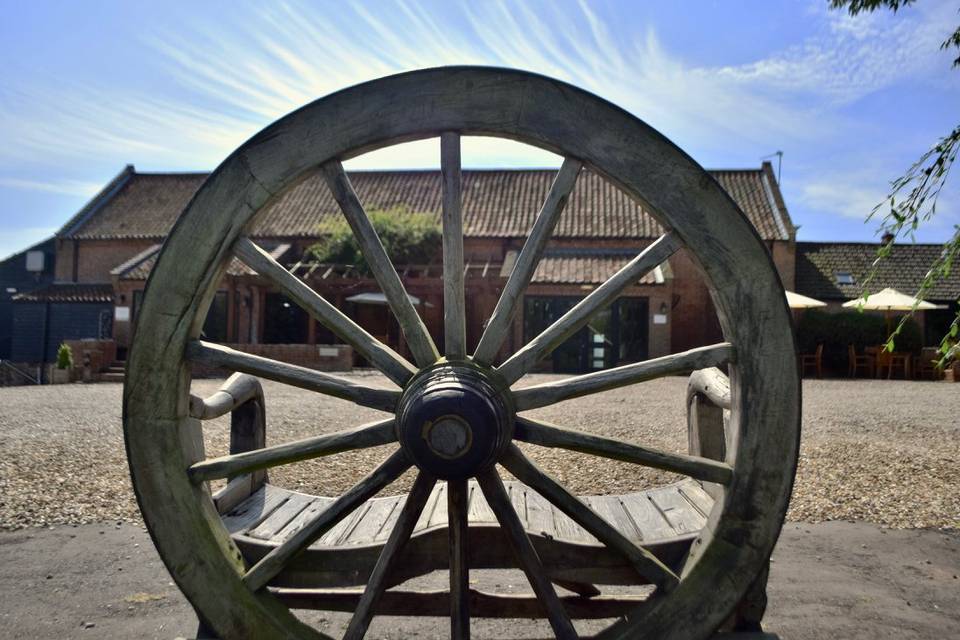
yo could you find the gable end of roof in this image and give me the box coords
[57,165,136,238]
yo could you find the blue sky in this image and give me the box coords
[1,0,958,259]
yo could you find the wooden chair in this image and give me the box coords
[913,347,942,380]
[874,349,910,379]
[124,69,799,640]
[847,344,875,378]
[800,343,823,378]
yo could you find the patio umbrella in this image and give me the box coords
[785,290,827,309]
[842,287,943,332]
[345,292,434,308]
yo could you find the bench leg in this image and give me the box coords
[719,561,769,632]
[196,618,219,639]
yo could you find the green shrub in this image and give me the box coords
[56,343,73,370]
[797,310,922,372]
[309,207,441,274]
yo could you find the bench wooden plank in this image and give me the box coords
[549,503,596,544]
[426,482,449,529]
[414,483,446,531]
[678,480,714,518]
[524,487,556,538]
[224,480,714,551]
[272,496,334,543]
[466,481,496,524]
[343,495,404,545]
[372,496,407,543]
[583,495,642,543]
[507,481,526,525]
[221,484,289,534]
[619,493,676,542]
[247,493,314,541]
[318,502,371,547]
[649,486,707,535]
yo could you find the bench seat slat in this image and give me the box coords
[648,486,708,535]
[613,493,677,542]
[342,495,405,545]
[222,479,714,548]
[248,493,314,540]
[221,484,289,533]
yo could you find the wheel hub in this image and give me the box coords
[396,363,514,480]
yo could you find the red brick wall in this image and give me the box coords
[191,343,353,377]
[770,240,796,291]
[74,232,796,363]
[56,238,158,283]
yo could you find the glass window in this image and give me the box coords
[202,291,229,343]
[523,296,584,373]
[263,293,308,344]
[618,298,649,363]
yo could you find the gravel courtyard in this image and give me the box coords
[0,375,957,531]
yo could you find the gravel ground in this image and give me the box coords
[0,375,957,530]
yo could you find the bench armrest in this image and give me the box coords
[686,367,730,500]
[190,373,267,513]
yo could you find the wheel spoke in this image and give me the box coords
[188,418,396,483]
[441,132,467,360]
[497,232,682,384]
[448,478,471,640]
[343,472,437,640]
[186,341,399,412]
[513,343,734,411]
[476,469,579,639]
[321,160,440,367]
[500,445,679,589]
[234,237,416,386]
[514,417,733,485]
[473,158,582,365]
[243,449,411,592]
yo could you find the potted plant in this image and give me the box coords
[52,343,73,384]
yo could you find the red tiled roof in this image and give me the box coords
[518,250,668,285]
[12,283,113,303]
[112,244,290,281]
[60,165,793,242]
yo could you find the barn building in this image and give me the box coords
[5,162,796,377]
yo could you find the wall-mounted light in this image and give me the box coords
[659,302,668,315]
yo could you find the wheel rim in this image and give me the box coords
[124,67,800,640]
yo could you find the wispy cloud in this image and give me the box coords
[717,2,956,104]
[0,177,102,197]
[0,0,954,179]
[800,178,888,221]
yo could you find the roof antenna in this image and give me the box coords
[761,151,783,183]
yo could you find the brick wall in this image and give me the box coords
[63,339,117,380]
[668,249,719,353]
[770,240,796,291]
[56,238,157,283]
[191,343,354,378]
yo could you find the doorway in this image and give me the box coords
[522,296,649,373]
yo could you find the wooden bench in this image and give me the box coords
[190,368,769,631]
[125,68,799,640]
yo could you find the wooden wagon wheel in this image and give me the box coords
[124,67,800,640]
